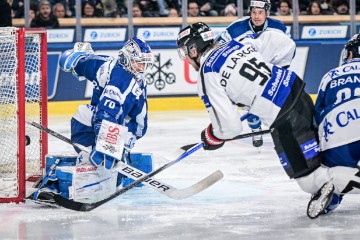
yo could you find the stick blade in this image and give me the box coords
[54,195,94,212]
[167,170,224,200]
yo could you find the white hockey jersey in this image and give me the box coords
[198,40,297,139]
[315,59,360,151]
[240,31,295,68]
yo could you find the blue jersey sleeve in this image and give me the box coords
[73,55,111,81]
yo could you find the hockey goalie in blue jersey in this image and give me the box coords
[61,37,154,170]
[29,37,154,204]
[314,33,360,215]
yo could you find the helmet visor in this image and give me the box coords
[177,46,188,60]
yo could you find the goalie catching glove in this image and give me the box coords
[59,42,94,76]
[90,119,130,170]
[201,124,225,150]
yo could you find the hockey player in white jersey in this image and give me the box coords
[313,33,360,215]
[177,22,360,219]
[217,0,293,149]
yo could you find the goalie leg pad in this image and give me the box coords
[122,153,153,187]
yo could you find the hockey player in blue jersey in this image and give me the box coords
[217,0,293,149]
[314,33,360,216]
[59,38,154,170]
[177,22,360,219]
[217,0,290,44]
[28,38,154,203]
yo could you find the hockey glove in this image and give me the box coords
[201,124,225,151]
[90,147,117,170]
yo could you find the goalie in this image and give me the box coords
[30,37,154,203]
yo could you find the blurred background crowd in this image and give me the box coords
[0,0,358,28]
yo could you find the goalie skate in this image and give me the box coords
[307,182,334,219]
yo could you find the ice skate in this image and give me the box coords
[307,182,335,219]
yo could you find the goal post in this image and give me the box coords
[0,27,48,203]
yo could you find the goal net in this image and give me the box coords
[0,27,48,203]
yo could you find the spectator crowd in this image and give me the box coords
[0,0,358,28]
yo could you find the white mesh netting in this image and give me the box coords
[0,27,43,198]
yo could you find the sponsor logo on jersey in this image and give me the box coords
[336,108,360,127]
[76,166,98,173]
[278,152,290,170]
[301,139,320,160]
[262,66,295,107]
[104,88,121,99]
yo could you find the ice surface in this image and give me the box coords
[0,111,359,240]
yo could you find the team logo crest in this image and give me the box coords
[323,118,334,142]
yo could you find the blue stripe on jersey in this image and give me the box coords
[226,18,252,38]
[262,66,296,107]
[201,95,212,108]
[301,139,320,160]
[266,18,288,33]
[204,41,244,73]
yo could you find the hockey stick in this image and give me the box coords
[28,120,271,211]
[53,129,271,212]
[26,121,223,200]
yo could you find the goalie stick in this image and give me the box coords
[26,121,224,201]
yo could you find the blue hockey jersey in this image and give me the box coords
[73,55,148,145]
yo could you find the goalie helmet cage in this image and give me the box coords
[0,27,48,203]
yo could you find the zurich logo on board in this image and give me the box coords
[90,31,98,39]
[142,30,151,39]
[308,28,317,36]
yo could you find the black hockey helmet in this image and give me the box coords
[248,0,271,13]
[341,33,360,64]
[177,22,216,60]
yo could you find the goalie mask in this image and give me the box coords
[118,37,154,75]
[177,22,216,61]
[248,0,271,13]
[340,33,360,65]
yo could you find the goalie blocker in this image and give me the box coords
[29,153,152,203]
